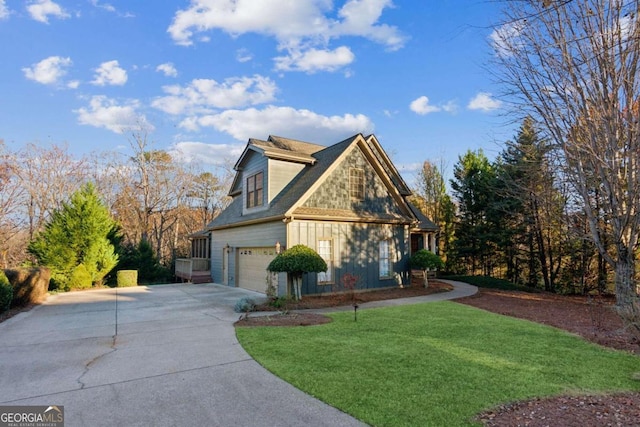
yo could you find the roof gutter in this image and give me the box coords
[209,215,286,231]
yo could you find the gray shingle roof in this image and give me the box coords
[208,135,357,229]
[207,134,438,232]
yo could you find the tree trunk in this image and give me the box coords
[614,247,637,308]
[423,269,429,288]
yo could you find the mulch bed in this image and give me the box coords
[235,312,333,327]
[253,279,453,311]
[237,284,640,425]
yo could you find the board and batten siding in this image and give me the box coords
[287,220,410,295]
[241,150,269,216]
[211,221,286,288]
[268,158,305,203]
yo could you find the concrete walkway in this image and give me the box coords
[306,279,478,314]
[0,280,476,427]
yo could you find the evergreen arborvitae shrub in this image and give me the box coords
[27,182,119,291]
[0,270,13,313]
[69,264,92,290]
[117,240,170,285]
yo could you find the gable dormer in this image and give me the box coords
[228,136,325,215]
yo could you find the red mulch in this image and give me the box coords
[252,280,453,312]
[237,285,640,426]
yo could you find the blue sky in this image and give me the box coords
[0,0,513,184]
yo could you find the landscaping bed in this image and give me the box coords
[253,280,453,311]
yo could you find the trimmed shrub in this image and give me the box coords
[116,240,170,285]
[234,297,256,313]
[69,264,92,290]
[5,267,51,306]
[410,250,444,288]
[117,270,138,287]
[267,244,327,300]
[0,270,12,313]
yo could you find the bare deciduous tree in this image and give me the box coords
[492,0,640,307]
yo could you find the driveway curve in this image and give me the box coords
[0,280,476,427]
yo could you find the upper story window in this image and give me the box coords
[246,171,264,209]
[350,168,364,200]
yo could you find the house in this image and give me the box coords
[195,133,437,296]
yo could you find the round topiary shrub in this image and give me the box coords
[0,270,13,313]
[117,270,138,287]
[234,297,256,313]
[410,249,444,288]
[267,244,327,300]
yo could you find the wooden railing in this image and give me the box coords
[175,258,210,281]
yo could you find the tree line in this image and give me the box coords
[0,131,231,285]
[414,118,613,295]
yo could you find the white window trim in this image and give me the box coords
[379,239,391,278]
[317,238,334,284]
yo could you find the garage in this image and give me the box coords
[237,247,277,293]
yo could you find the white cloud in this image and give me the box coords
[89,0,115,12]
[490,21,524,58]
[156,62,178,77]
[67,80,80,89]
[167,0,405,72]
[332,0,404,50]
[75,95,153,133]
[91,60,128,86]
[467,92,502,112]
[184,105,374,142]
[410,96,440,115]
[152,75,277,115]
[410,96,458,115]
[27,0,70,23]
[22,56,72,85]
[168,141,245,165]
[441,100,458,114]
[236,48,253,63]
[89,0,134,17]
[0,1,10,19]
[274,46,355,73]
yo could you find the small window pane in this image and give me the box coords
[317,240,333,283]
[350,168,364,200]
[379,240,390,277]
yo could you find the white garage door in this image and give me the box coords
[237,247,277,293]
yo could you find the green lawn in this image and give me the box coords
[236,302,640,426]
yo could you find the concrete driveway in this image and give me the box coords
[0,284,365,427]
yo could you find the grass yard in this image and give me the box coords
[236,302,640,426]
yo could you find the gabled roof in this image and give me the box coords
[407,202,438,231]
[210,135,356,229]
[234,135,324,169]
[229,135,325,196]
[207,134,437,231]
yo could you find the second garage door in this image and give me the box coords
[237,247,277,293]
